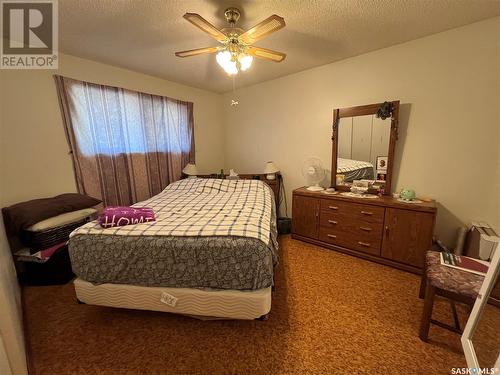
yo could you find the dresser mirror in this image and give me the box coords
[331,101,399,195]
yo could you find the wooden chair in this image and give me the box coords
[419,251,484,342]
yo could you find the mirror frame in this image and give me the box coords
[331,101,400,195]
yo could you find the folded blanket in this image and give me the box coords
[15,242,68,263]
[39,242,68,260]
[98,207,155,228]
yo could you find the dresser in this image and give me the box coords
[292,187,437,274]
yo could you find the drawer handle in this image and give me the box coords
[328,220,338,225]
[327,234,337,239]
[359,226,372,232]
[328,206,339,210]
[360,211,373,216]
[358,241,371,247]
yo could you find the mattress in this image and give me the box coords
[69,178,278,291]
[74,278,271,320]
[337,158,374,182]
[22,217,91,253]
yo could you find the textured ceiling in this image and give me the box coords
[59,0,500,93]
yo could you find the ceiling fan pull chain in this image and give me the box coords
[231,75,239,107]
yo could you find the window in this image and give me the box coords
[55,76,195,205]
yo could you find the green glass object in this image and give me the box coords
[400,188,416,201]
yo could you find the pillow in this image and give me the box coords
[51,193,102,212]
[27,208,97,232]
[2,193,101,236]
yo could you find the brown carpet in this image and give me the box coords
[24,236,474,374]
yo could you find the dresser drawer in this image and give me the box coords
[319,224,382,255]
[320,199,385,224]
[318,226,345,247]
[319,210,342,228]
[319,208,383,255]
[344,227,382,255]
[320,209,382,228]
[338,219,383,242]
[320,199,351,213]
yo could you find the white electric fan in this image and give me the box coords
[302,158,325,191]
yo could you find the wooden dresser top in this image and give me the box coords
[293,187,436,213]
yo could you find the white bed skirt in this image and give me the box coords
[74,278,272,320]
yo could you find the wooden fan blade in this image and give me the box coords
[175,46,219,58]
[246,46,286,62]
[183,13,227,43]
[238,15,285,45]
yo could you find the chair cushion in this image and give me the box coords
[425,251,484,299]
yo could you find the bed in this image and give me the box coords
[68,178,278,320]
[337,158,375,182]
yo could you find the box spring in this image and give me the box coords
[74,278,271,320]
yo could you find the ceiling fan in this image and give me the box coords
[175,7,286,75]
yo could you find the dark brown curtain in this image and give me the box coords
[54,75,195,206]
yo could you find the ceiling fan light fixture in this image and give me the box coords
[238,54,253,71]
[217,51,238,75]
[216,50,236,75]
[224,61,238,75]
[176,8,286,75]
[216,50,231,65]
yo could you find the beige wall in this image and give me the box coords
[223,17,500,245]
[0,53,224,206]
[0,335,13,375]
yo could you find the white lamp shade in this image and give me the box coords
[182,163,198,176]
[263,161,279,174]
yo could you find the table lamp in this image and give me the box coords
[263,161,279,180]
[182,163,198,178]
